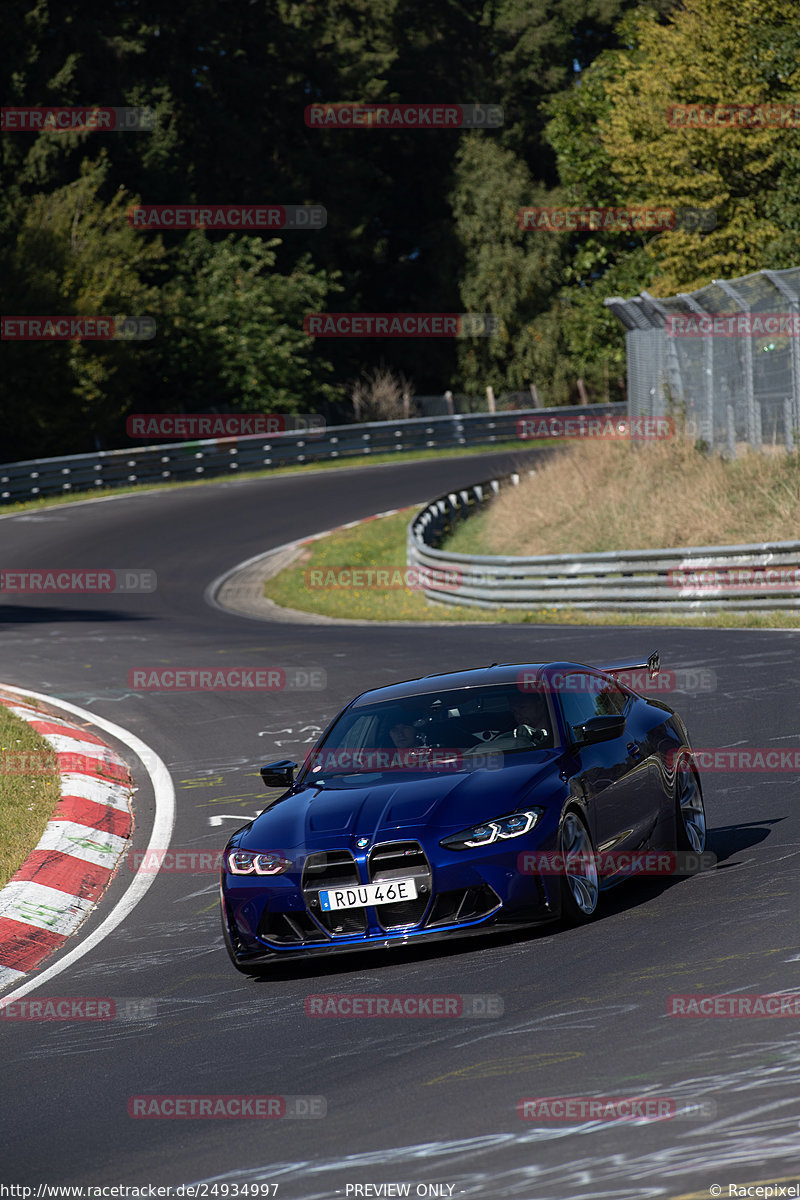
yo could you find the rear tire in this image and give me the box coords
[675,758,706,853]
[559,809,599,924]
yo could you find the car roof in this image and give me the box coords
[347,662,599,708]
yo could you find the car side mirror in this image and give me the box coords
[574,714,625,745]
[260,760,297,788]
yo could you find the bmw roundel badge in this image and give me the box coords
[356,837,370,849]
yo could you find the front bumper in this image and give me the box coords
[221,835,560,965]
[221,894,557,965]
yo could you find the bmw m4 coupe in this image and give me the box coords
[220,652,707,973]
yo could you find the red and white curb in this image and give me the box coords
[0,693,134,990]
[295,504,418,546]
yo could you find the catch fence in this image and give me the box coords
[605,265,800,454]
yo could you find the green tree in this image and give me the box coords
[0,157,164,458]
[152,232,342,416]
[599,0,800,292]
[1,0,695,450]
[450,135,564,397]
[536,0,800,401]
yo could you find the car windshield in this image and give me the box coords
[299,683,557,784]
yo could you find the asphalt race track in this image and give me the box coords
[1,450,798,1199]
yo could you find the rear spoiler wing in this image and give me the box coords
[601,650,660,680]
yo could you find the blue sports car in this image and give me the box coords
[220,652,707,973]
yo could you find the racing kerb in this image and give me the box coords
[406,474,800,611]
[0,404,623,503]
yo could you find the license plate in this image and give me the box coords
[318,878,418,911]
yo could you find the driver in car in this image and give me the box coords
[509,691,550,742]
[388,710,420,749]
[474,689,551,749]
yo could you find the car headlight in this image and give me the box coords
[440,809,543,850]
[226,850,292,875]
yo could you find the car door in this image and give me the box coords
[554,671,654,863]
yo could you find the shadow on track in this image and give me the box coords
[0,603,152,625]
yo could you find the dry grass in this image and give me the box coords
[445,438,800,556]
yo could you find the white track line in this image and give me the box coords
[0,684,175,1006]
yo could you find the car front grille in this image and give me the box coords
[268,843,498,948]
[301,849,368,936]
[368,840,432,930]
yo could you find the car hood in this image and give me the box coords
[236,753,561,852]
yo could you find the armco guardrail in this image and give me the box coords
[407,474,800,611]
[0,404,624,504]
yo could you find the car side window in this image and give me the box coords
[558,673,628,739]
[594,680,629,716]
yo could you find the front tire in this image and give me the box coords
[559,809,599,923]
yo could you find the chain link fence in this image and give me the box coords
[605,265,800,454]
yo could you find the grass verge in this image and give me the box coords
[262,509,800,628]
[0,703,60,890]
